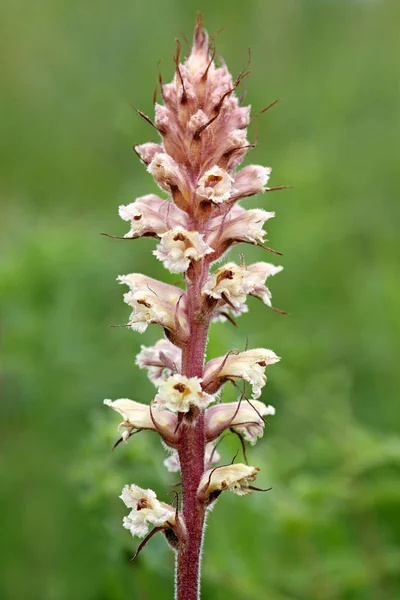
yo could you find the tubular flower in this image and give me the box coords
[153,227,214,273]
[154,374,215,413]
[202,262,283,309]
[136,339,182,385]
[118,274,188,337]
[104,398,178,442]
[231,165,272,201]
[121,484,175,538]
[134,142,163,165]
[208,206,275,249]
[119,195,187,239]
[203,348,281,399]
[198,464,260,499]
[206,400,276,444]
[147,152,191,209]
[164,442,221,473]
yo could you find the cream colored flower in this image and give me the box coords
[154,374,215,413]
[209,207,275,247]
[203,348,280,399]
[199,463,260,497]
[136,339,181,385]
[118,195,186,239]
[196,166,235,204]
[120,484,175,538]
[153,227,213,274]
[147,152,186,194]
[104,398,177,441]
[118,274,188,335]
[202,262,283,308]
[134,142,163,165]
[233,165,271,199]
[245,262,283,305]
[206,400,275,445]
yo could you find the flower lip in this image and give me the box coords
[120,484,176,538]
[202,261,283,310]
[153,227,213,274]
[153,374,216,413]
[196,166,235,204]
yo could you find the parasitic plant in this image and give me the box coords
[105,17,287,600]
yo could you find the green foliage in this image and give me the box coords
[1,1,399,599]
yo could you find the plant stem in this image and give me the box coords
[176,416,206,600]
[176,261,210,600]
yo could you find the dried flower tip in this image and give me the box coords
[118,195,187,239]
[136,339,182,385]
[186,17,209,75]
[198,463,260,499]
[196,166,236,204]
[206,400,275,444]
[104,398,178,441]
[154,374,215,413]
[202,261,283,309]
[203,348,281,399]
[120,484,175,538]
[153,227,214,274]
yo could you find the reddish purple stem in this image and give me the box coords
[176,259,210,600]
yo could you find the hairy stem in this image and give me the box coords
[176,260,210,600]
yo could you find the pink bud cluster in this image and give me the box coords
[105,17,285,600]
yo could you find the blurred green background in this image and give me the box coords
[1,0,400,599]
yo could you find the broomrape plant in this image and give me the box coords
[104,17,287,600]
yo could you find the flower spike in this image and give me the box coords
[105,18,287,599]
